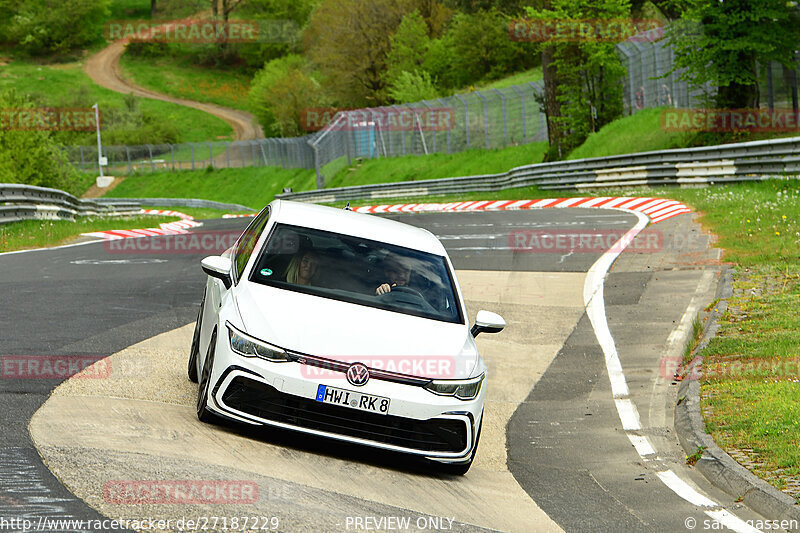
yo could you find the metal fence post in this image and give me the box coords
[190,143,196,170]
[511,86,526,143]
[78,146,85,173]
[170,144,175,171]
[422,101,436,153]
[206,142,214,168]
[225,142,231,168]
[147,144,155,172]
[126,146,132,174]
[438,98,452,153]
[492,89,507,146]
[455,94,469,149]
[475,91,490,149]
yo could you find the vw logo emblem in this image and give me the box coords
[346,363,370,386]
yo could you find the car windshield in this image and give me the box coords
[250,223,463,324]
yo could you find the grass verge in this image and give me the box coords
[99,142,549,208]
[119,54,251,111]
[0,59,233,143]
[0,214,180,253]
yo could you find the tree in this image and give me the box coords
[526,0,628,157]
[248,55,327,136]
[666,0,800,109]
[0,90,82,194]
[384,11,431,87]
[304,0,414,106]
[388,70,440,103]
[446,9,531,88]
[9,0,109,55]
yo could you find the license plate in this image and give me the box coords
[315,385,390,415]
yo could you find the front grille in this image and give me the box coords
[220,376,468,453]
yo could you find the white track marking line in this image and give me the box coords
[627,434,657,457]
[704,510,762,533]
[656,470,718,507]
[585,208,762,533]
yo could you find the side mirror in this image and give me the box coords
[201,256,233,290]
[471,310,506,337]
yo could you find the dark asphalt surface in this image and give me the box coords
[0,208,758,532]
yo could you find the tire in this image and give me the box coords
[187,297,204,383]
[438,415,482,476]
[196,329,218,423]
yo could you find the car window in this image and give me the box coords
[250,223,463,324]
[233,207,270,283]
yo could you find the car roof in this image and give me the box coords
[270,200,446,255]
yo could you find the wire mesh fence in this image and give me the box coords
[65,26,800,189]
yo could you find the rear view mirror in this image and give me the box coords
[471,310,506,337]
[201,256,232,289]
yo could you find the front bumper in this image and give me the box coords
[206,340,484,461]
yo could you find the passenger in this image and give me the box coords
[285,250,319,286]
[375,253,412,295]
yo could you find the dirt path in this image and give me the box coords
[85,39,263,141]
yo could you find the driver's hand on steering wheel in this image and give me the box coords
[376,283,396,295]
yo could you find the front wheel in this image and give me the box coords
[196,329,218,423]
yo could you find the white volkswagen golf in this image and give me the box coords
[188,200,505,474]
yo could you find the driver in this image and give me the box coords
[375,253,412,295]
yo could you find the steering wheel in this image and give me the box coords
[381,285,425,299]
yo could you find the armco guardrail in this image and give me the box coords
[94,197,254,212]
[276,136,800,203]
[0,184,141,225]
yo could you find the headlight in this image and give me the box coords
[226,322,291,362]
[424,374,484,400]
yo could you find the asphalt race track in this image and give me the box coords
[0,209,773,532]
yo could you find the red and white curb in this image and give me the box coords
[352,197,691,224]
[221,197,691,224]
[222,213,256,219]
[82,209,202,241]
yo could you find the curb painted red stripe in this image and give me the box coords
[82,209,202,241]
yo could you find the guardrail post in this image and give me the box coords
[455,94,469,149]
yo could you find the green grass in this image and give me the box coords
[104,167,316,209]
[324,143,548,189]
[109,0,152,21]
[471,67,543,91]
[119,54,251,110]
[0,59,233,143]
[146,205,249,219]
[99,142,549,207]
[566,107,695,160]
[0,214,179,253]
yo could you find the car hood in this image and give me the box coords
[234,283,478,379]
